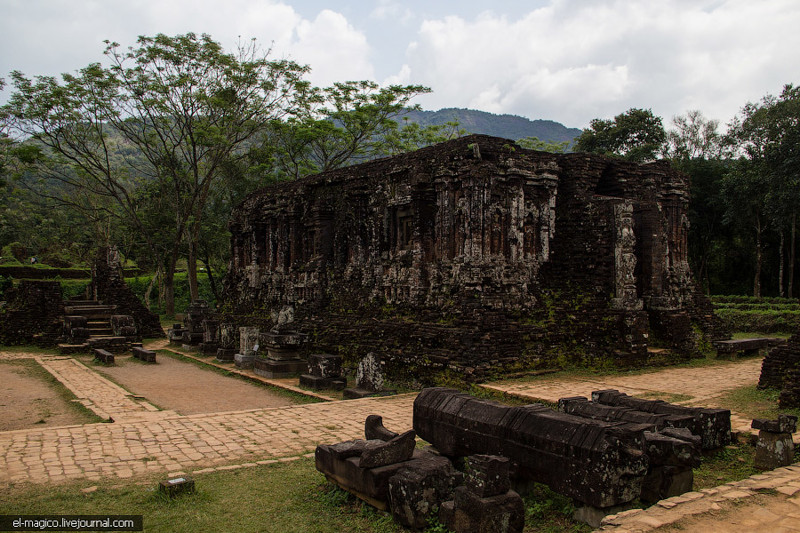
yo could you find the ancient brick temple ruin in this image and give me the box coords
[223,135,724,382]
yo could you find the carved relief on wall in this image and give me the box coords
[612,201,643,311]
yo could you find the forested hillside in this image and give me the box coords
[397,108,581,143]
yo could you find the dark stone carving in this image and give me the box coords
[752,414,797,470]
[413,387,648,508]
[343,353,396,399]
[359,430,416,469]
[182,300,210,346]
[315,422,459,521]
[215,322,238,361]
[388,453,463,530]
[365,415,398,441]
[591,389,731,449]
[300,353,347,390]
[223,135,724,382]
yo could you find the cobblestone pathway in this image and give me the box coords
[2,349,799,531]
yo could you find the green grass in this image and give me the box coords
[0,458,403,533]
[0,456,597,533]
[693,443,760,489]
[634,391,693,403]
[718,385,800,421]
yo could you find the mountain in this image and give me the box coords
[397,108,582,144]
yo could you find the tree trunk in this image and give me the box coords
[163,250,179,317]
[202,254,220,304]
[779,230,785,297]
[143,267,160,311]
[790,212,796,299]
[754,218,763,299]
[188,241,199,303]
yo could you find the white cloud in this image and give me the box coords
[0,1,372,92]
[397,0,800,127]
[290,9,374,86]
[370,0,414,24]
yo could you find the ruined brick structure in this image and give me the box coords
[224,135,722,381]
[0,280,64,345]
[90,247,164,338]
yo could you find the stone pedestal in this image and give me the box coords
[253,330,309,378]
[752,415,797,470]
[199,318,219,354]
[182,300,211,346]
[167,324,185,345]
[234,326,259,369]
[216,348,236,362]
[300,353,347,390]
[439,455,524,533]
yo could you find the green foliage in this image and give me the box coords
[125,272,216,315]
[712,296,800,333]
[516,136,570,153]
[573,108,666,162]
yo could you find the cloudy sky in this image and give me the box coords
[1,0,798,129]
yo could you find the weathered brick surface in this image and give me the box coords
[0,280,64,345]
[90,247,164,338]
[222,135,724,381]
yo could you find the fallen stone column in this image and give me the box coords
[557,396,701,502]
[413,387,649,508]
[591,389,731,449]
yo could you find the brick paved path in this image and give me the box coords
[2,348,799,532]
[481,358,764,406]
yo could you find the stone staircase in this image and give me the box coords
[60,299,140,354]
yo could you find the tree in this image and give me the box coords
[723,85,800,297]
[4,33,308,315]
[665,110,722,161]
[573,108,666,162]
[516,136,569,153]
[264,81,432,180]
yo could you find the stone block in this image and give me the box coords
[440,486,524,533]
[359,430,416,469]
[132,346,156,362]
[253,357,306,378]
[640,465,694,503]
[158,476,195,498]
[234,352,255,369]
[751,414,798,434]
[93,348,115,365]
[464,455,511,498]
[307,353,343,378]
[299,374,346,390]
[387,454,462,530]
[216,348,236,361]
[754,431,795,470]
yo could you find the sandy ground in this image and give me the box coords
[81,352,298,415]
[0,359,88,431]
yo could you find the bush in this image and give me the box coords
[125,271,217,315]
[714,308,800,334]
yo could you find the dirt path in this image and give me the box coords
[81,352,298,415]
[0,359,90,431]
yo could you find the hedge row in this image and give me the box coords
[711,295,800,305]
[714,308,800,334]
